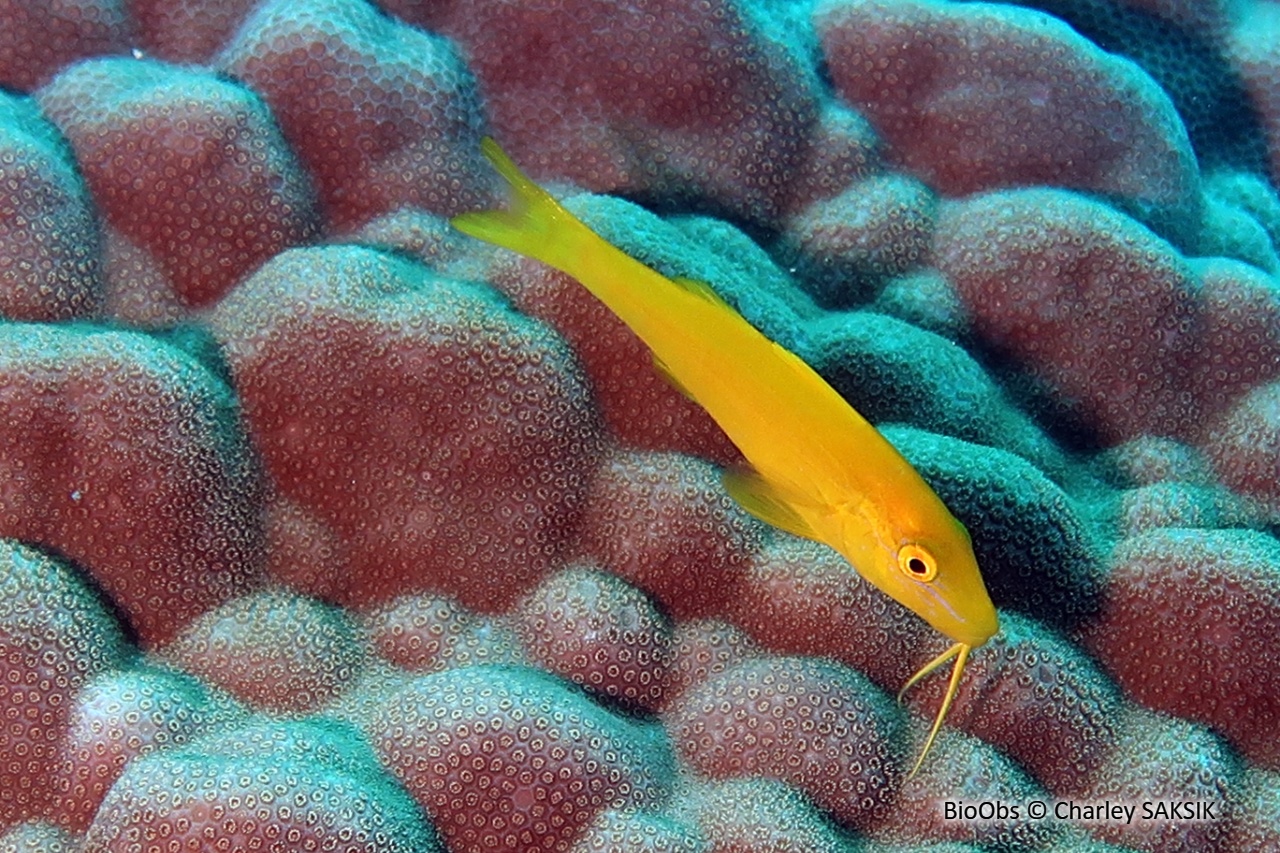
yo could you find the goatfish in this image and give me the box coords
[452,137,999,776]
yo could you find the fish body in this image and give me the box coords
[453,138,999,773]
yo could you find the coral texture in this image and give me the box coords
[0,0,1278,850]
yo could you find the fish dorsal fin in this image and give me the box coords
[722,467,818,541]
[672,275,732,309]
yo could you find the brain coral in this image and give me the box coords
[1,0,1280,849]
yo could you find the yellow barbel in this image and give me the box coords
[453,137,999,776]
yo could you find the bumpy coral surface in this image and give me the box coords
[1,0,1279,851]
[37,57,319,318]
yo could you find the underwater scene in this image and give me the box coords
[0,0,1279,850]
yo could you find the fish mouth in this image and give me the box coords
[942,612,999,648]
[926,592,998,648]
[950,627,997,647]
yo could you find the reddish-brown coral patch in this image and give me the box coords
[210,244,601,612]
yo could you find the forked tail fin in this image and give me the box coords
[451,137,584,273]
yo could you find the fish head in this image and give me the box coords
[837,505,999,648]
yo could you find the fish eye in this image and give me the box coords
[897,544,938,582]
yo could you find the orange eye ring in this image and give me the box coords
[897,544,938,582]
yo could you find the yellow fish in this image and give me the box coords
[453,137,999,776]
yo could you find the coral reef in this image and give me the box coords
[37,57,319,318]
[0,0,1279,850]
[0,92,100,321]
[370,665,671,853]
[816,0,1203,245]
[87,717,437,852]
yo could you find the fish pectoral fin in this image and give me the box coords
[722,468,818,541]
